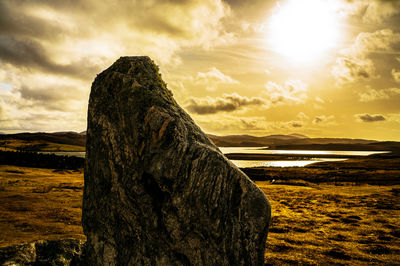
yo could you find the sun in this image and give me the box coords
[267,0,341,64]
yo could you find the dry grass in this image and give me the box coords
[0,165,85,248]
[257,182,400,265]
[1,165,400,265]
[0,139,85,152]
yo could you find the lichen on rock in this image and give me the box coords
[83,56,271,265]
[0,239,85,266]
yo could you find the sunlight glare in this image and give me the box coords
[267,0,341,64]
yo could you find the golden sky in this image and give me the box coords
[0,0,400,140]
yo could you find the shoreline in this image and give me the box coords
[226,153,362,160]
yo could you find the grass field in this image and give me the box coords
[258,182,400,265]
[0,165,85,248]
[0,165,399,264]
[0,139,85,152]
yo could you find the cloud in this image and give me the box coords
[0,100,11,121]
[356,113,386,123]
[264,80,308,104]
[193,114,307,135]
[0,36,102,79]
[185,93,265,115]
[222,0,276,22]
[296,112,309,121]
[0,0,235,133]
[19,85,87,112]
[195,67,238,90]
[193,114,268,133]
[392,69,400,83]
[332,29,400,85]
[312,97,325,110]
[0,1,75,40]
[0,0,233,65]
[359,1,400,24]
[239,119,265,130]
[359,86,400,102]
[187,79,309,116]
[196,67,238,84]
[0,66,90,133]
[388,113,400,123]
[0,0,234,77]
[332,57,377,85]
[342,0,400,24]
[0,88,87,132]
[289,121,303,128]
[347,29,400,57]
[312,115,335,125]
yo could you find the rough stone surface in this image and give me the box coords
[0,239,85,266]
[83,56,271,265]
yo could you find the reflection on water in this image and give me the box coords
[220,147,387,167]
[39,147,387,168]
[39,151,86,158]
[219,147,388,156]
[230,158,347,168]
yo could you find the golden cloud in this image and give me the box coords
[185,93,266,115]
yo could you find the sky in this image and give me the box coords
[0,0,400,140]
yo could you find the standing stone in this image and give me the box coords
[83,56,271,265]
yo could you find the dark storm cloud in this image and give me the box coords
[0,1,68,40]
[0,0,100,79]
[356,113,386,122]
[185,93,265,115]
[0,35,101,79]
[4,0,209,38]
[0,35,55,70]
[0,0,235,133]
[0,0,230,78]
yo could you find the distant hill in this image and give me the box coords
[0,131,399,152]
[289,133,308,139]
[206,133,312,147]
[0,132,86,146]
[0,132,86,152]
[205,134,392,150]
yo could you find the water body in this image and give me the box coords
[230,158,346,168]
[39,151,86,158]
[220,147,387,167]
[39,148,388,168]
[219,147,388,156]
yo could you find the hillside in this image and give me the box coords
[0,132,85,152]
[206,134,400,151]
[1,132,399,152]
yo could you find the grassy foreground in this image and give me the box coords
[257,182,400,265]
[0,165,85,247]
[0,165,399,264]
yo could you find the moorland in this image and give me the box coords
[0,132,399,264]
